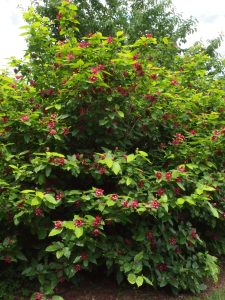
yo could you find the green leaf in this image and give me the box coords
[134,251,143,262]
[112,162,121,175]
[163,37,169,44]
[143,275,153,285]
[74,227,83,238]
[136,276,144,287]
[56,249,64,259]
[52,296,64,300]
[63,221,75,230]
[126,177,133,186]
[45,194,58,204]
[208,202,219,218]
[36,191,44,199]
[46,245,58,252]
[176,198,185,205]
[138,151,148,157]
[30,197,41,206]
[116,31,124,37]
[127,154,135,163]
[49,228,63,237]
[117,111,124,118]
[127,273,136,285]
[105,157,113,168]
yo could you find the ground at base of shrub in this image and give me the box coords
[58,264,225,300]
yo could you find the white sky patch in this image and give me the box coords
[0,0,225,68]
[173,0,225,55]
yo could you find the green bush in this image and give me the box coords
[0,1,224,298]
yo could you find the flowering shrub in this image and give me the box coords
[0,1,225,298]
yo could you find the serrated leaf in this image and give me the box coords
[128,273,136,285]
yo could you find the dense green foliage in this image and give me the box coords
[0,1,225,299]
[32,0,196,43]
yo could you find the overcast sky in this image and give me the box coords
[1,0,225,68]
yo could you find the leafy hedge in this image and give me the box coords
[0,1,224,298]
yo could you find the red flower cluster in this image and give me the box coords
[79,41,90,48]
[20,115,29,122]
[172,133,185,145]
[155,172,162,179]
[93,215,102,227]
[150,200,160,209]
[130,200,139,208]
[49,157,65,166]
[54,220,63,229]
[110,194,118,201]
[165,171,172,181]
[35,207,43,217]
[75,219,84,227]
[55,192,64,201]
[157,188,165,197]
[144,94,157,103]
[95,188,104,197]
[34,292,44,300]
[168,237,177,245]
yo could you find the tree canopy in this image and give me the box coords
[32,0,197,43]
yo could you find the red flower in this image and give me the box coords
[174,187,181,196]
[81,253,88,260]
[172,133,185,145]
[54,220,63,229]
[89,76,98,82]
[55,192,63,200]
[93,216,102,227]
[48,129,57,135]
[144,94,157,103]
[56,12,62,19]
[35,207,43,217]
[20,115,29,122]
[157,263,168,272]
[4,256,12,264]
[189,129,197,135]
[67,53,74,61]
[150,74,157,80]
[130,200,139,208]
[168,237,177,245]
[177,165,186,172]
[155,172,162,180]
[95,188,104,197]
[171,79,178,85]
[133,53,139,60]
[34,292,44,300]
[146,231,153,241]
[122,200,129,207]
[176,176,182,182]
[133,62,142,71]
[146,33,153,38]
[190,228,197,239]
[99,167,106,174]
[50,113,57,119]
[107,36,113,43]
[48,121,55,128]
[165,171,172,181]
[63,127,70,135]
[2,116,9,123]
[78,41,90,48]
[91,67,99,74]
[157,188,165,197]
[150,200,160,209]
[93,229,100,236]
[98,64,105,70]
[75,219,84,227]
[74,264,81,272]
[110,194,118,201]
